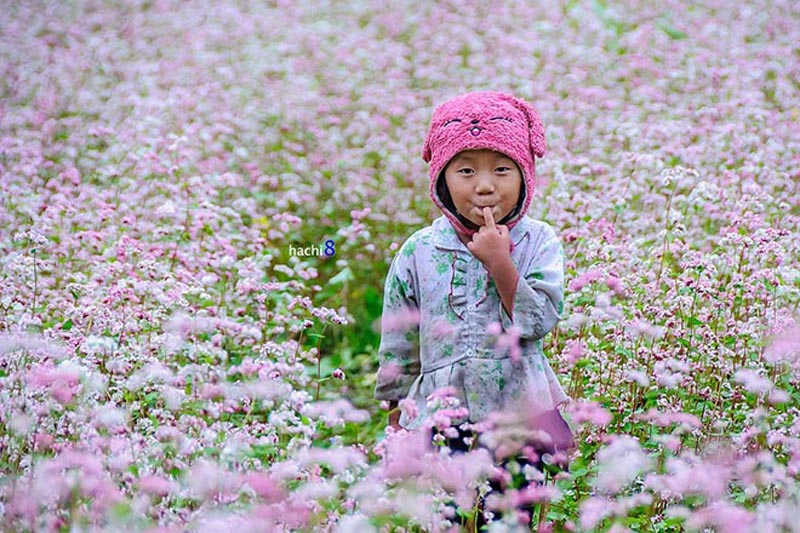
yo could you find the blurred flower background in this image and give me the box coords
[1,0,799,530]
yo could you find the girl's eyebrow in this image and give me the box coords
[489,153,514,164]
[452,155,477,165]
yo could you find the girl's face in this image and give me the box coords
[443,149,522,227]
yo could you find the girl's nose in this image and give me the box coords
[475,172,495,192]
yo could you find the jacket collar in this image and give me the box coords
[432,215,529,252]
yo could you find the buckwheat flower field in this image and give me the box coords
[1,0,799,531]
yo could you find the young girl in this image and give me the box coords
[374,91,573,524]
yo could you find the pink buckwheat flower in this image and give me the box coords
[605,275,625,296]
[568,401,612,427]
[398,398,418,420]
[138,475,173,497]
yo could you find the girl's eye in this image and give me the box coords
[458,168,474,175]
[496,167,511,173]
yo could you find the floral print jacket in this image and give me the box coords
[375,215,570,429]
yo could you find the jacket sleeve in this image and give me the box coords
[499,225,565,341]
[374,247,421,401]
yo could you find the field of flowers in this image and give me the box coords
[1,0,799,531]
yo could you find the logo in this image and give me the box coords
[288,239,335,257]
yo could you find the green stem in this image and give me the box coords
[31,248,38,320]
[315,326,327,401]
[654,185,676,289]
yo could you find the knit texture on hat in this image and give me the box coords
[422,91,546,237]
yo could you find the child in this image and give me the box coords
[374,91,573,524]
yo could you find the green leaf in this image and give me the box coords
[61,318,73,331]
[329,267,354,285]
[615,347,633,360]
[659,22,687,40]
[363,286,382,317]
[686,316,703,327]
[110,501,132,520]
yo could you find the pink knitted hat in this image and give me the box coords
[422,91,546,237]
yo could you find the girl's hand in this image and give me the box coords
[468,207,520,317]
[467,207,512,271]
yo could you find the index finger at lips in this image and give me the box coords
[482,206,496,229]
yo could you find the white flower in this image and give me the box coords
[595,436,651,493]
[625,370,650,387]
[162,385,185,411]
[9,412,33,435]
[200,273,218,286]
[274,264,294,276]
[96,407,126,430]
[83,335,118,356]
[156,200,176,215]
[734,368,773,395]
